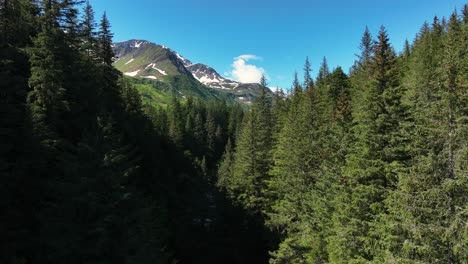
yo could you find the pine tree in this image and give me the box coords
[219,75,274,214]
[316,56,330,87]
[206,110,217,158]
[217,139,235,189]
[386,11,467,263]
[303,56,314,90]
[403,39,411,59]
[60,0,83,47]
[168,96,185,147]
[317,67,353,262]
[193,112,206,155]
[292,71,302,95]
[358,26,373,66]
[328,26,409,263]
[255,76,274,208]
[268,78,325,263]
[80,0,97,58]
[27,0,69,139]
[98,12,114,66]
[349,27,374,113]
[96,12,121,112]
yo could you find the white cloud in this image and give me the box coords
[236,54,261,61]
[230,54,266,83]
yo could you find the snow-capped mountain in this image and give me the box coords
[112,39,271,103]
[113,39,192,79]
[187,63,239,90]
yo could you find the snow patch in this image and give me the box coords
[135,41,142,48]
[176,53,192,66]
[199,75,219,83]
[193,74,223,84]
[191,72,239,90]
[141,75,157,80]
[192,74,202,82]
[124,58,134,65]
[154,67,167,75]
[144,63,167,75]
[176,53,184,61]
[124,70,140,77]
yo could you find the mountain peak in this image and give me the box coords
[113,39,272,103]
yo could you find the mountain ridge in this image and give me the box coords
[113,39,272,103]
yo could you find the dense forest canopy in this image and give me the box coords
[1,1,467,263]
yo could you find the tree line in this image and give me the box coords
[1,1,467,263]
[1,1,271,263]
[218,7,467,263]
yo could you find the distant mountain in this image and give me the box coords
[113,40,191,78]
[113,39,271,103]
[186,63,238,90]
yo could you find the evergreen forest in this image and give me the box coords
[1,1,467,263]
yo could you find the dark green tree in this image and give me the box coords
[268,80,325,263]
[358,26,373,65]
[80,0,97,58]
[292,71,302,95]
[219,75,274,214]
[316,56,330,87]
[386,10,467,263]
[97,12,114,66]
[303,56,314,90]
[328,26,409,263]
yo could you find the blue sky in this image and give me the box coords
[89,0,465,89]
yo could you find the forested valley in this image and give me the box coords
[1,1,467,263]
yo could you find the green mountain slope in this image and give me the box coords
[113,40,272,105]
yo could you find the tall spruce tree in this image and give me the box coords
[316,56,330,87]
[292,71,302,95]
[96,11,121,113]
[350,27,375,117]
[268,77,326,263]
[28,0,69,136]
[358,26,373,66]
[303,56,314,90]
[219,75,274,214]
[80,0,97,58]
[97,12,114,66]
[386,10,467,263]
[328,26,409,263]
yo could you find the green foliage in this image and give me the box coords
[384,9,468,263]
[218,75,275,214]
[316,56,330,87]
[216,10,466,263]
[2,1,252,263]
[268,87,326,263]
[79,1,98,58]
[303,56,314,90]
[328,26,411,263]
[98,12,114,65]
[3,2,467,264]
